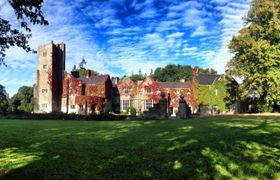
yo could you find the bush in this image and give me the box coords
[129,107,137,116]
[125,107,137,116]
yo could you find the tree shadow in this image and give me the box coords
[0,118,279,179]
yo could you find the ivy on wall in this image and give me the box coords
[62,72,82,98]
[144,81,163,103]
[75,96,105,111]
[47,65,53,92]
[117,77,137,97]
[85,84,105,97]
[196,77,227,112]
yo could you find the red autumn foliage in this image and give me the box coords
[167,89,180,108]
[189,67,199,110]
[62,72,82,98]
[117,78,137,97]
[144,80,163,103]
[85,84,105,97]
[75,96,105,111]
[47,65,53,92]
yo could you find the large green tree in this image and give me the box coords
[9,86,33,112]
[153,64,216,82]
[0,0,48,65]
[227,0,280,112]
[0,84,9,114]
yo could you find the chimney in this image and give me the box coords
[193,66,198,77]
[86,69,91,78]
[111,77,120,85]
[71,70,79,78]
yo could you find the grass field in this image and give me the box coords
[0,116,279,179]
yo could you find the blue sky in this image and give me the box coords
[0,0,250,96]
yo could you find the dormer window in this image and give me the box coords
[124,87,130,94]
[145,88,152,94]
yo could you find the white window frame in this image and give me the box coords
[124,87,130,94]
[145,100,153,110]
[41,104,47,109]
[122,100,130,111]
[145,88,152,94]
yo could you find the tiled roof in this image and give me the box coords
[197,74,222,85]
[158,82,190,88]
[78,75,109,84]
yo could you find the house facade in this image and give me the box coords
[116,76,196,115]
[34,42,229,115]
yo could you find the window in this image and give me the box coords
[215,89,218,96]
[122,100,130,111]
[70,105,75,109]
[124,87,130,94]
[145,88,152,94]
[41,104,47,109]
[79,105,83,111]
[41,88,48,93]
[130,100,134,108]
[145,100,153,110]
[43,64,48,69]
[43,51,47,57]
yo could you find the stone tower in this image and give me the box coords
[34,42,65,113]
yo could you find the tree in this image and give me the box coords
[9,86,34,112]
[153,65,192,82]
[224,74,239,110]
[0,0,48,65]
[152,64,217,82]
[198,68,217,75]
[227,0,280,112]
[0,84,9,114]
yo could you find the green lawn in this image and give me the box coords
[0,117,279,179]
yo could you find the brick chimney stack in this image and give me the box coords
[86,69,91,78]
[193,66,198,77]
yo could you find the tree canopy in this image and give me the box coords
[0,0,48,65]
[227,0,280,112]
[0,84,9,113]
[8,86,34,112]
[152,64,217,82]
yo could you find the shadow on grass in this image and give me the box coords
[0,118,279,179]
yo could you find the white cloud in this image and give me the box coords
[208,0,251,73]
[0,0,252,95]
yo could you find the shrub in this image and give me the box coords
[129,107,137,116]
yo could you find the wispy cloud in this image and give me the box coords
[0,0,251,95]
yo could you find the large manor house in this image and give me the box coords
[34,42,223,115]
